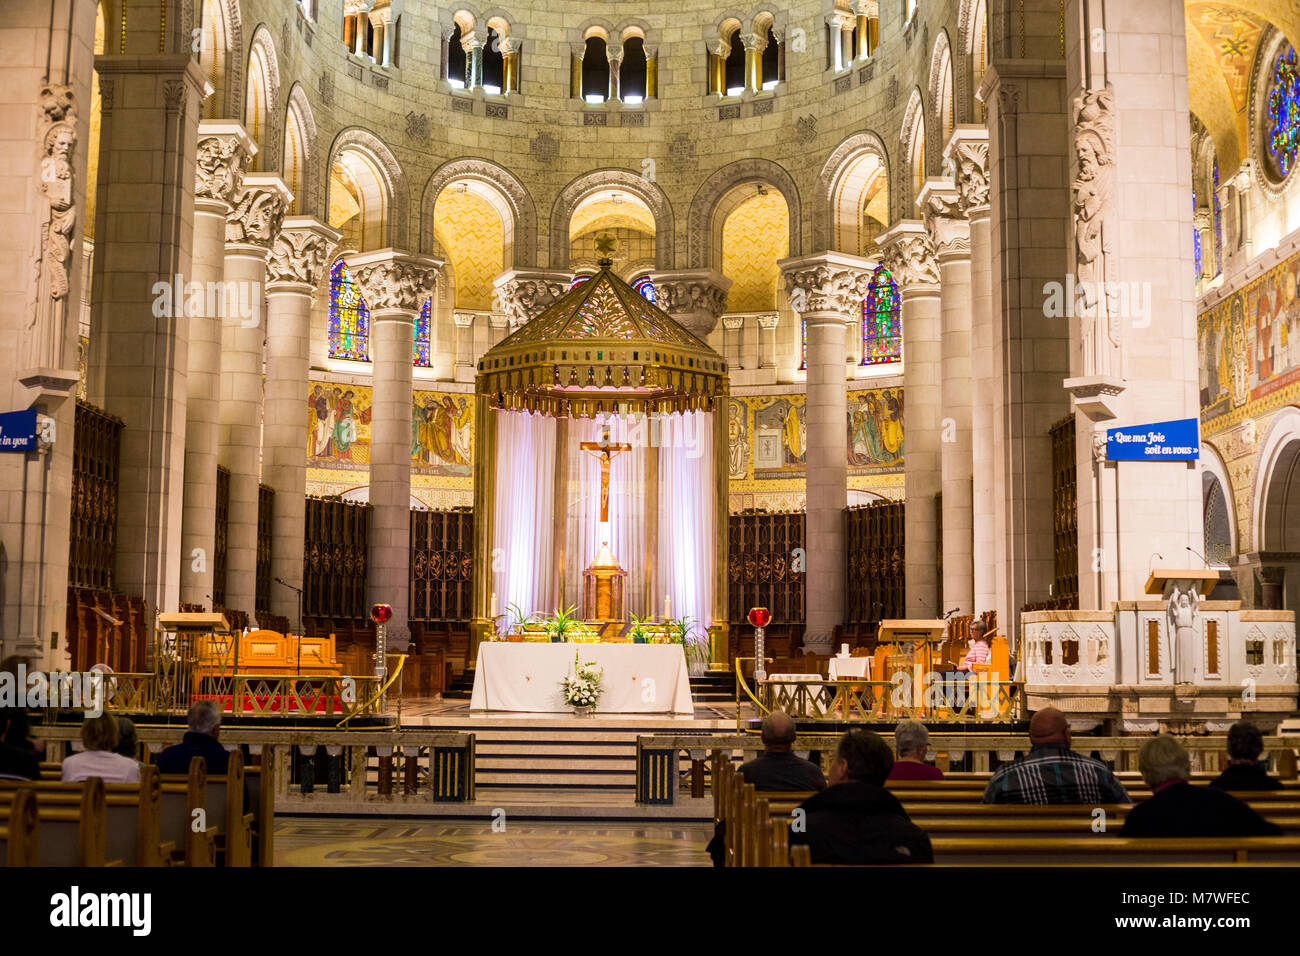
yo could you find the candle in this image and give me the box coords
[491,591,497,618]
[664,594,671,620]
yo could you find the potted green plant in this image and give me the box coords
[667,615,712,674]
[560,651,603,715]
[543,605,580,643]
[498,602,534,641]
[628,613,652,644]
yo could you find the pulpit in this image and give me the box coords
[877,619,947,714]
[1145,568,1222,685]
[583,541,627,623]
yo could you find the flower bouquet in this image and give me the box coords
[561,651,603,715]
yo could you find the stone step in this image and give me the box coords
[476,769,639,787]
[476,756,637,772]
[477,741,634,756]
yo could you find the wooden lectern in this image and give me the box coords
[1145,568,1222,686]
[877,619,948,714]
[1143,569,1221,597]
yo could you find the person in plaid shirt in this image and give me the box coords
[983,707,1130,804]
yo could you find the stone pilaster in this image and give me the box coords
[721,314,745,369]
[492,269,569,332]
[453,311,477,381]
[649,270,732,341]
[181,122,253,610]
[876,222,942,618]
[219,174,291,618]
[779,251,873,651]
[919,177,974,618]
[756,312,780,370]
[945,126,994,617]
[264,217,340,625]
[350,249,443,651]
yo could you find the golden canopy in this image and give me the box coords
[475,264,728,417]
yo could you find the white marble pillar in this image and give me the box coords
[219,174,290,617]
[945,127,993,615]
[757,313,780,370]
[350,250,442,651]
[919,178,974,618]
[722,314,745,369]
[264,218,340,625]
[780,252,873,651]
[453,312,476,381]
[181,123,253,610]
[877,223,942,618]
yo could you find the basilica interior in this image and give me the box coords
[2,0,1300,877]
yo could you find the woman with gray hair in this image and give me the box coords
[1119,735,1279,838]
[887,719,943,780]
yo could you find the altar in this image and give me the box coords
[469,642,694,714]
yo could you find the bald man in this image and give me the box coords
[982,707,1129,804]
[739,711,828,791]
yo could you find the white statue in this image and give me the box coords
[1166,585,1199,685]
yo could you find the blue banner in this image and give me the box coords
[1106,417,1200,461]
[0,410,38,452]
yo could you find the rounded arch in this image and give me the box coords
[420,157,538,268]
[1200,439,1239,558]
[282,83,319,217]
[956,0,987,123]
[198,0,243,119]
[1252,405,1300,551]
[814,129,892,253]
[928,29,955,150]
[244,23,281,172]
[687,158,801,269]
[326,128,410,251]
[898,86,927,218]
[549,169,675,271]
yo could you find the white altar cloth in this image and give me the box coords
[469,642,694,714]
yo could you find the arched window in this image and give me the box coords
[446,24,468,87]
[800,316,807,371]
[632,275,657,304]
[414,298,432,367]
[329,259,371,362]
[622,36,648,102]
[483,27,504,93]
[761,27,780,88]
[1193,183,1203,280]
[1204,474,1232,565]
[1212,158,1223,276]
[1266,42,1300,181]
[724,29,745,94]
[582,36,610,102]
[862,264,901,365]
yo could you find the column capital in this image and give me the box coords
[452,310,477,329]
[755,311,780,330]
[943,124,990,215]
[195,121,255,212]
[225,173,292,253]
[1228,157,1257,194]
[779,250,875,316]
[488,311,510,331]
[460,31,483,54]
[721,313,745,331]
[738,31,766,52]
[851,0,879,17]
[267,216,342,292]
[650,269,732,339]
[350,248,444,315]
[826,10,856,30]
[917,177,970,262]
[875,221,939,292]
[492,268,570,331]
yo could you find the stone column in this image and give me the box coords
[1064,0,1201,607]
[945,126,993,615]
[488,311,509,347]
[919,178,974,618]
[264,217,340,625]
[607,45,622,102]
[350,250,442,651]
[722,314,745,369]
[453,312,476,381]
[825,13,853,72]
[493,269,568,333]
[739,32,764,92]
[651,269,732,341]
[88,53,208,623]
[877,222,942,618]
[181,123,252,610]
[757,313,779,370]
[218,174,290,619]
[462,32,483,91]
[780,252,873,651]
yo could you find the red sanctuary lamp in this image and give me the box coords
[747,608,771,680]
[370,604,393,710]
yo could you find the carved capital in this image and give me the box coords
[875,223,939,288]
[225,174,291,249]
[917,179,969,260]
[650,269,732,338]
[267,217,342,290]
[492,269,570,331]
[195,122,255,208]
[349,248,443,314]
[944,127,990,213]
[778,252,874,315]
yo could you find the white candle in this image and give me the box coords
[664,594,670,620]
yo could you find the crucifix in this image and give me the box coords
[580,429,632,522]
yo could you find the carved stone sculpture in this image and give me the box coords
[1072,87,1120,378]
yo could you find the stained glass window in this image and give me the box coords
[1266,43,1300,181]
[861,263,901,365]
[328,259,370,362]
[570,274,592,290]
[800,316,807,371]
[632,275,657,305]
[1193,185,1202,280]
[414,297,432,367]
[1212,158,1222,276]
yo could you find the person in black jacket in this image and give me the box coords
[1209,721,1283,792]
[156,700,230,775]
[788,728,933,864]
[0,707,40,781]
[1120,734,1280,838]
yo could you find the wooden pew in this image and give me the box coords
[0,767,171,866]
[159,751,253,867]
[158,757,219,867]
[0,788,38,866]
[0,776,108,866]
[243,748,276,867]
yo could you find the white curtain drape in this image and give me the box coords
[492,410,557,619]
[565,415,647,616]
[656,410,715,630]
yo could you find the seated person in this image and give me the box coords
[983,707,1129,804]
[789,729,933,864]
[956,620,991,672]
[156,700,230,775]
[707,711,824,866]
[62,712,141,783]
[114,716,139,760]
[888,719,943,780]
[1121,735,1281,838]
[1209,721,1283,792]
[0,706,40,781]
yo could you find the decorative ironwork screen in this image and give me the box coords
[727,511,806,625]
[409,509,473,622]
[256,484,274,615]
[846,499,905,623]
[69,400,122,590]
[1049,414,1079,609]
[213,466,230,610]
[304,496,370,620]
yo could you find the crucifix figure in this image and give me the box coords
[580,429,632,522]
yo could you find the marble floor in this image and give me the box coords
[274,817,714,866]
[398,695,743,726]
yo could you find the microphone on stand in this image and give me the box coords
[1148,552,1165,577]
[1186,546,1212,568]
